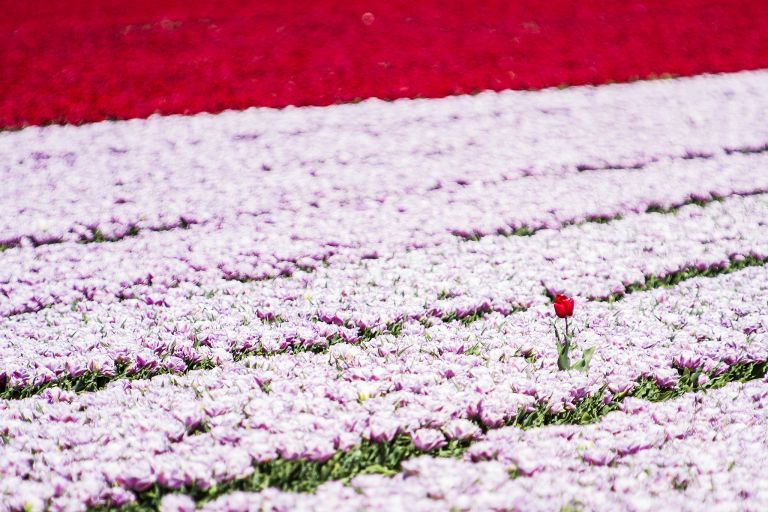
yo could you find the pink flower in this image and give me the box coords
[411,429,447,452]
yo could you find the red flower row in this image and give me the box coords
[2,0,768,128]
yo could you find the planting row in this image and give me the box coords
[2,192,766,387]
[1,194,766,388]
[196,377,768,512]
[299,193,768,328]
[1,266,766,509]
[2,161,768,318]
[2,70,768,246]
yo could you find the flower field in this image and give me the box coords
[2,2,768,511]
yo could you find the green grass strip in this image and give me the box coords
[78,226,141,244]
[96,361,766,511]
[0,220,193,251]
[542,255,767,304]
[0,359,215,400]
[595,255,767,302]
[455,190,767,241]
[356,304,529,343]
[104,437,471,512]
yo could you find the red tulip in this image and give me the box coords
[553,295,574,318]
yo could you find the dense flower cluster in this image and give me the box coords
[3,0,768,127]
[2,193,767,388]
[1,264,767,507]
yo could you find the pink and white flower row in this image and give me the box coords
[2,151,768,318]
[197,377,768,512]
[0,266,766,510]
[2,194,766,387]
[2,70,767,247]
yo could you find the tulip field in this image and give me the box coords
[2,1,768,511]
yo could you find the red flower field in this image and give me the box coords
[2,0,768,128]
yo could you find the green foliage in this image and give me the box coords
[555,336,570,371]
[553,322,593,372]
[512,226,535,236]
[569,347,594,372]
[357,318,407,344]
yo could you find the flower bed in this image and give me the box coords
[1,265,767,508]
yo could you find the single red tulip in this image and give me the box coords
[554,295,575,318]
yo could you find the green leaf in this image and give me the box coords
[572,347,595,372]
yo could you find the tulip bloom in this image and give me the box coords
[554,295,575,318]
[552,294,591,371]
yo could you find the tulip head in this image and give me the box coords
[553,294,575,318]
